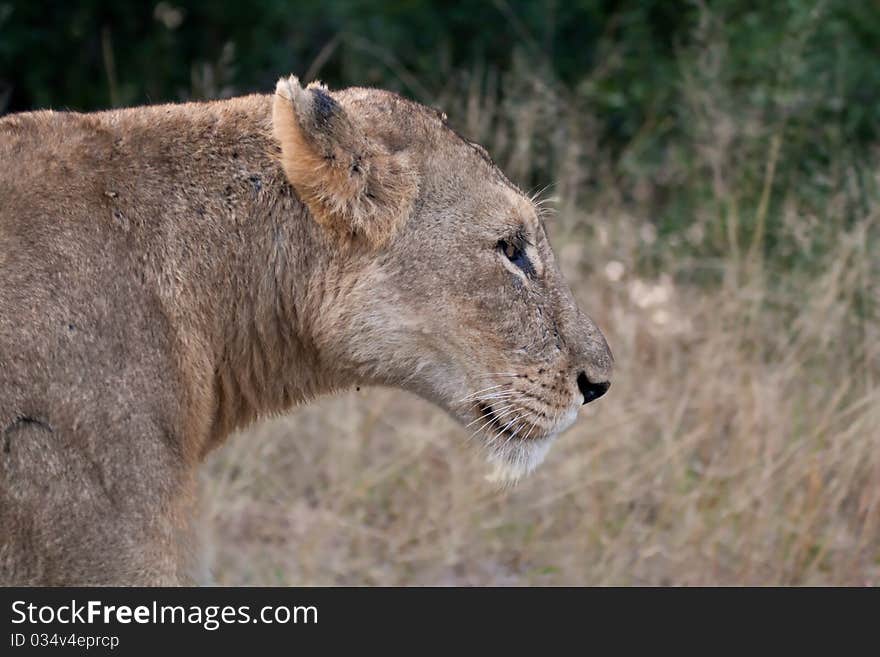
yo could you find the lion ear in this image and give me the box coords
[272,75,418,248]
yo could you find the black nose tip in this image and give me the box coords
[577,372,610,405]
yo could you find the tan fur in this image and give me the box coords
[272,77,418,248]
[0,77,612,585]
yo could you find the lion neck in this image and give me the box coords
[132,98,354,449]
[201,175,364,447]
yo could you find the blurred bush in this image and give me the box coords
[2,1,880,273]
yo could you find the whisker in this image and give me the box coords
[473,391,521,402]
[473,373,522,379]
[464,403,515,429]
[528,182,555,203]
[521,416,540,442]
[471,402,530,442]
[499,411,538,450]
[486,414,522,448]
[484,404,529,426]
[457,383,508,402]
[472,403,531,442]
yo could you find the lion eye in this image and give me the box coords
[497,239,531,274]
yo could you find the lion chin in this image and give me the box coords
[482,407,579,485]
[485,436,555,485]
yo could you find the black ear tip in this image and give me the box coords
[311,87,337,122]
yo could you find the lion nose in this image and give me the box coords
[577,371,610,405]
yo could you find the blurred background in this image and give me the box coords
[2,0,879,585]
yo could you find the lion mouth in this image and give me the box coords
[471,400,560,483]
[476,401,530,439]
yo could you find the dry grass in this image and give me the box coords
[203,49,880,586]
[202,236,879,586]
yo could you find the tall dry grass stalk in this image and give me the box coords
[203,38,880,585]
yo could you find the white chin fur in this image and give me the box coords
[485,436,554,485]
[481,407,577,485]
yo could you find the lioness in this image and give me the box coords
[0,76,612,585]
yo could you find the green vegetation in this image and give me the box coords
[3,1,879,271]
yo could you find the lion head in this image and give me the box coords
[273,76,613,482]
